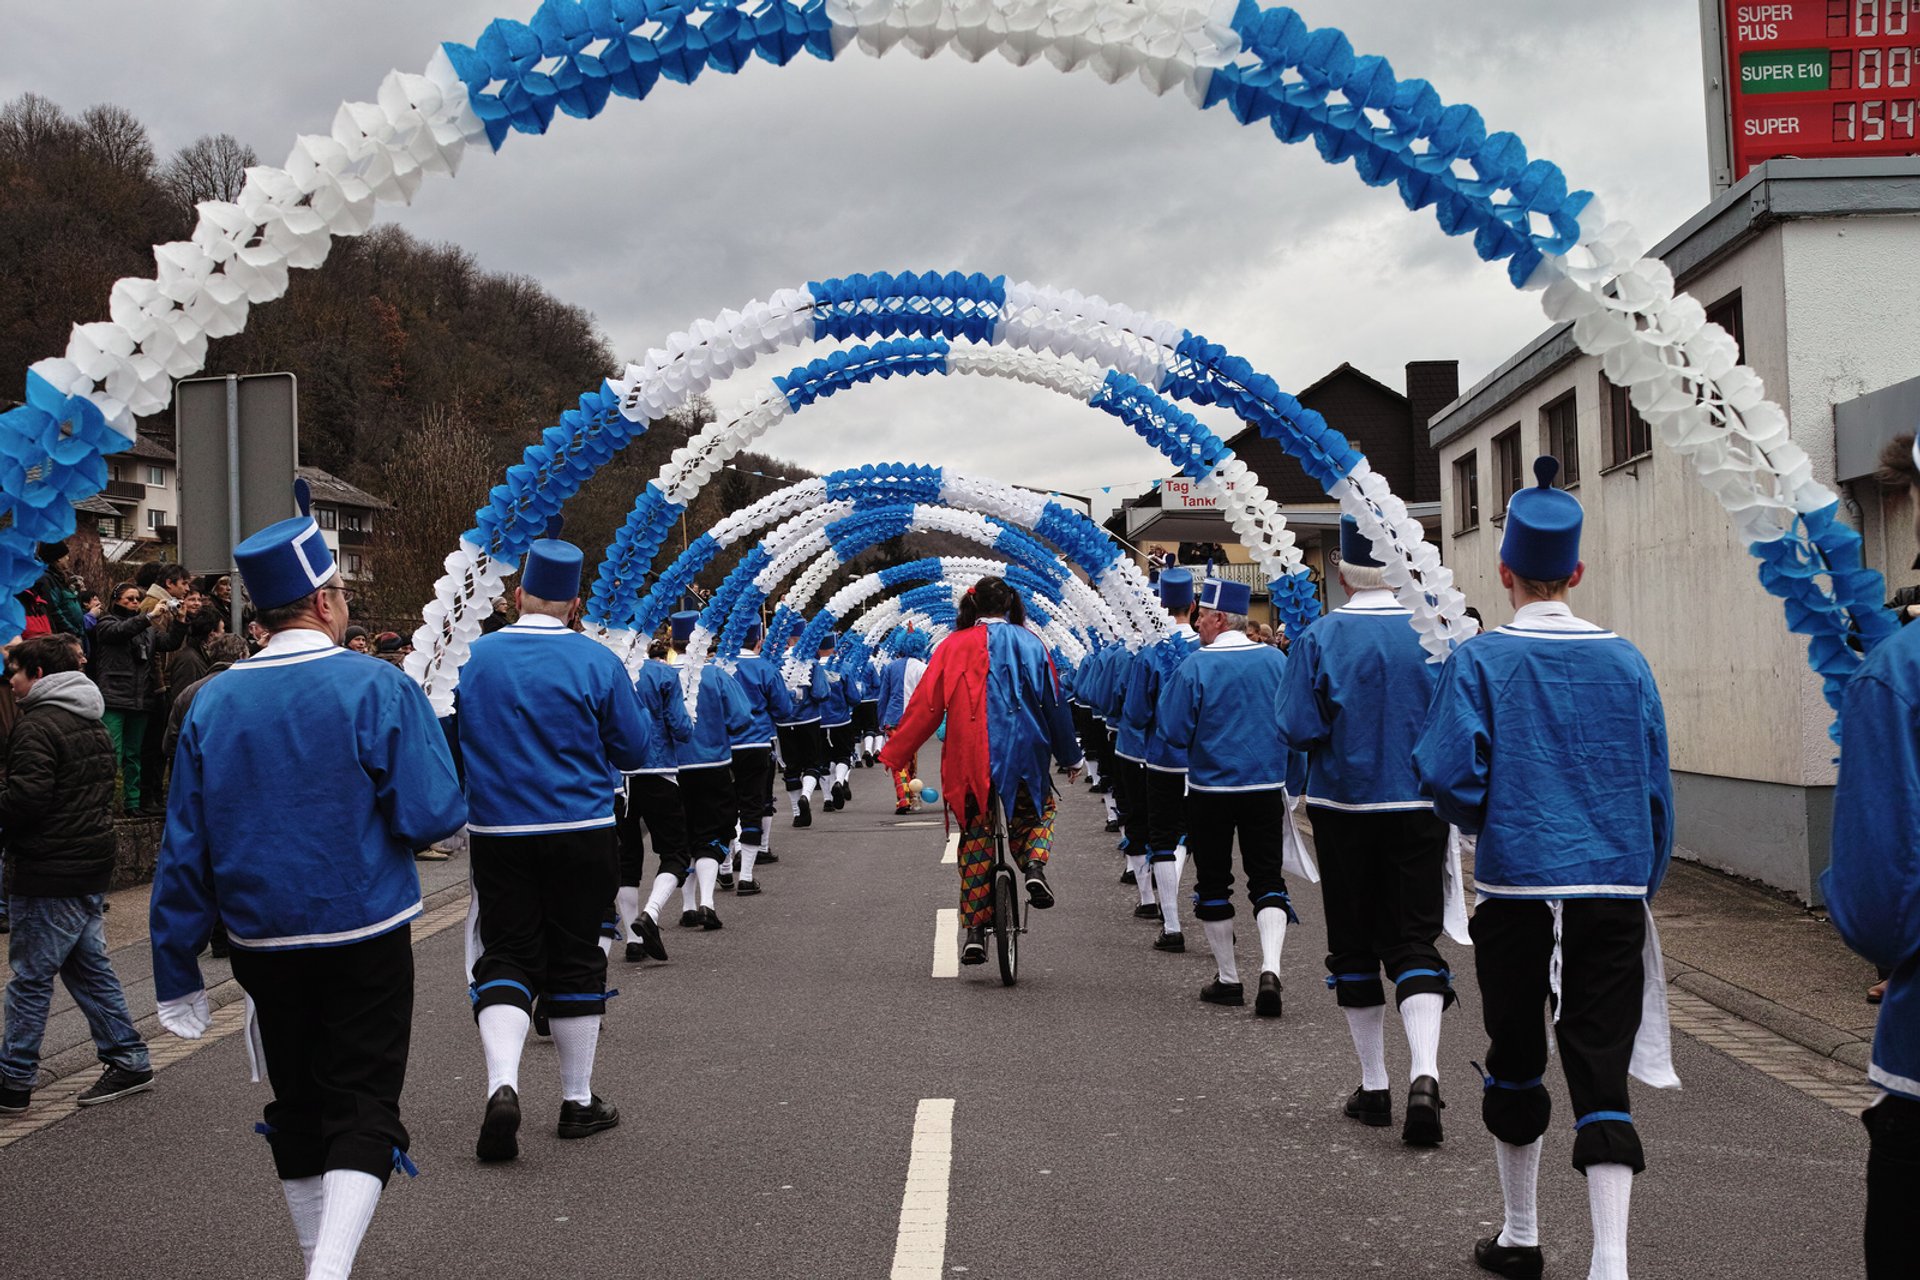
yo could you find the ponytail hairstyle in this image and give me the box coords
[957,575,1024,629]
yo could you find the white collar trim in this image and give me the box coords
[240,627,342,669]
[507,614,569,632]
[1205,631,1261,651]
[1499,601,1611,637]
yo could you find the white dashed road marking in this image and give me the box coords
[941,833,958,865]
[931,909,959,979]
[889,1098,955,1279]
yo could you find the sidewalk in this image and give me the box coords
[1,853,472,1089]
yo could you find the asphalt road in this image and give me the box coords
[0,754,1869,1278]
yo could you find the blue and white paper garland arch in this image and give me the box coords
[589,335,1319,642]
[0,1,1878,731]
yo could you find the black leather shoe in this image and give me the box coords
[635,913,668,961]
[1403,1075,1445,1147]
[1344,1086,1392,1127]
[476,1085,521,1162]
[1200,978,1245,1006]
[556,1094,620,1140]
[1153,930,1185,952]
[1104,818,1122,833]
[624,941,646,962]
[701,906,723,930]
[1255,971,1283,1018]
[960,928,988,965]
[833,781,851,804]
[717,870,735,890]
[736,879,762,897]
[1132,902,1160,920]
[758,851,779,864]
[1090,780,1112,794]
[1024,864,1056,909]
[794,797,812,827]
[1473,1236,1543,1279]
[1119,868,1136,885]
[679,910,702,929]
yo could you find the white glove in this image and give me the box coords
[157,990,212,1040]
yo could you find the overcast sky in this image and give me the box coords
[5,1,1711,517]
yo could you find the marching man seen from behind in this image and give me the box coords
[456,539,652,1165]
[879,577,1083,966]
[1413,458,1677,1280]
[1276,515,1459,1148]
[1824,432,1920,1279]
[149,513,466,1280]
[1154,576,1304,1015]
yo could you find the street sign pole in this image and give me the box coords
[225,375,242,635]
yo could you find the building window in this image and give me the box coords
[1605,376,1653,469]
[1705,290,1745,362]
[1542,392,1579,487]
[1452,453,1480,534]
[345,553,365,576]
[147,509,168,531]
[342,511,364,533]
[316,507,338,531]
[146,465,167,488]
[1492,426,1524,517]
[110,464,123,482]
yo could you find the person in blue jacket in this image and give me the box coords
[615,635,693,965]
[1157,576,1301,1014]
[1413,459,1674,1280]
[458,539,652,1165]
[1121,569,1202,949]
[854,654,883,766]
[819,636,857,812]
[1826,431,1920,1279]
[149,511,465,1279]
[726,621,793,896]
[774,634,830,827]
[668,611,754,930]
[1067,643,1117,831]
[877,632,929,814]
[1276,515,1455,1147]
[1097,637,1149,908]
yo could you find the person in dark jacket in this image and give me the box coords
[0,636,154,1114]
[30,543,86,637]
[164,605,224,711]
[91,581,178,815]
[162,634,249,764]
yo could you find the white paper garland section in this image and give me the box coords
[828,0,1243,100]
[1534,202,1817,543]
[855,598,952,653]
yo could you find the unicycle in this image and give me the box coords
[989,794,1024,986]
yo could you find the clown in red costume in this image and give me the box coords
[879,577,1084,965]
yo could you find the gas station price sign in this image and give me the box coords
[1724,1,1920,179]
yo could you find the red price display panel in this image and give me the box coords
[1726,1,1920,180]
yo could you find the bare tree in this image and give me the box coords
[0,93,80,163]
[363,403,499,627]
[78,104,154,176]
[159,132,256,212]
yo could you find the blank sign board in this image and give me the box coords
[174,372,299,575]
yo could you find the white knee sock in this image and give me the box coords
[281,1175,325,1270]
[694,856,719,909]
[834,762,850,786]
[1173,843,1187,881]
[740,843,759,883]
[1201,919,1238,984]
[550,1014,602,1105]
[1342,1004,1390,1091]
[789,790,801,816]
[719,843,735,876]
[643,872,677,922]
[801,775,817,799]
[1495,1138,1543,1249]
[1399,992,1444,1082]
[1152,860,1182,933]
[597,934,613,957]
[1585,1162,1633,1280]
[1104,795,1118,822]
[1254,906,1286,976]
[477,1004,529,1098]
[680,875,698,912]
[308,1169,382,1280]
[1126,854,1155,905]
[615,885,642,943]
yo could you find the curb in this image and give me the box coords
[34,881,471,1089]
[1662,953,1874,1074]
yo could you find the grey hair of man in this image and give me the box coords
[1339,563,1388,594]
